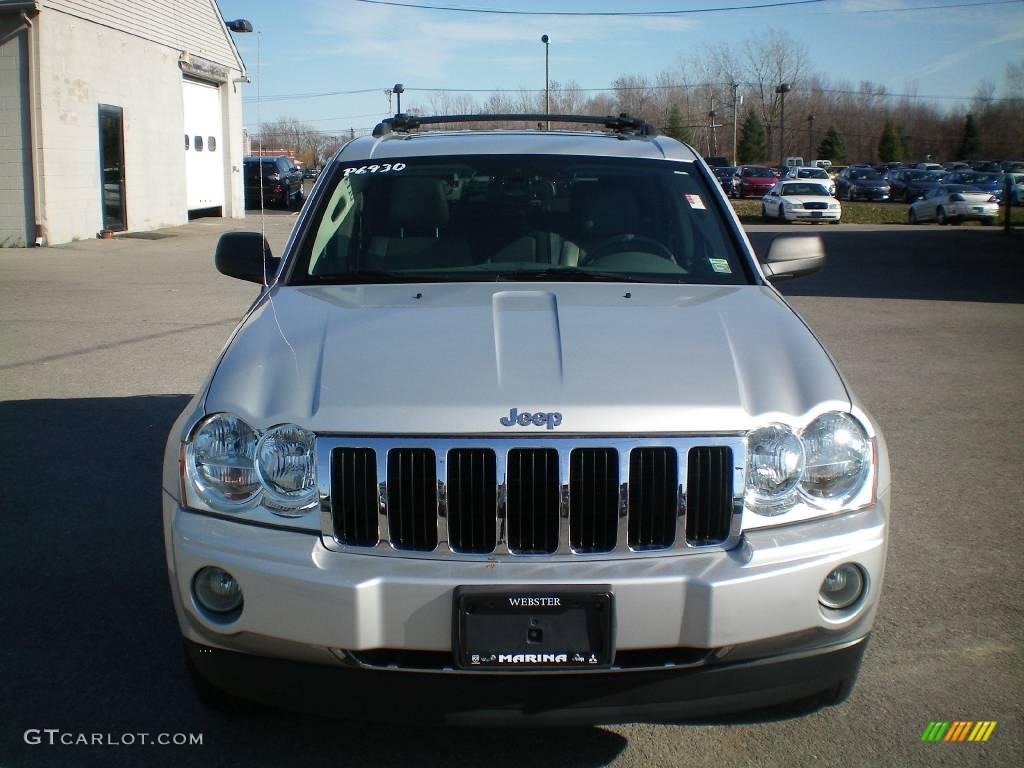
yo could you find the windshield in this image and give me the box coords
[291,155,750,286]
[782,183,829,196]
[742,167,773,177]
[849,168,882,180]
[796,169,828,179]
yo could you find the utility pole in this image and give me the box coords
[731,82,740,165]
[807,113,815,162]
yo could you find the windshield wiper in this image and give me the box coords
[493,268,679,284]
[300,270,457,284]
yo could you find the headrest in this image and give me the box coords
[572,181,638,237]
[388,177,449,232]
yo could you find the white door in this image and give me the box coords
[182,79,224,210]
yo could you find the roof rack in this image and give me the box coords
[371,112,657,138]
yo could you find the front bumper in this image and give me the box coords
[783,208,841,222]
[848,188,890,201]
[184,634,869,724]
[165,483,889,716]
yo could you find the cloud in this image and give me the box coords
[905,27,1024,79]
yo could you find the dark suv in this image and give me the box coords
[244,156,304,209]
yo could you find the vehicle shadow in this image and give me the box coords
[746,228,1024,303]
[0,396,628,768]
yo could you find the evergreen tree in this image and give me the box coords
[877,121,903,163]
[665,105,692,145]
[956,113,981,160]
[737,110,768,164]
[817,125,846,163]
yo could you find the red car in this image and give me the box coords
[732,165,778,198]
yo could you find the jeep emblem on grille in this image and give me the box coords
[500,407,562,430]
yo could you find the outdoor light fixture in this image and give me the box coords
[776,82,791,168]
[225,19,253,33]
[541,34,550,130]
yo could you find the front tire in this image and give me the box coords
[846,187,855,203]
[908,209,918,225]
[936,206,947,225]
[761,204,771,222]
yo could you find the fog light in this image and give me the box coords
[819,563,865,610]
[193,567,243,615]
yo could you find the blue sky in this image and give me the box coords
[217,0,1024,137]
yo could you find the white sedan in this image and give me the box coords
[907,184,998,225]
[783,166,836,195]
[762,181,842,224]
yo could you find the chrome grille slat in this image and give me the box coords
[316,436,745,561]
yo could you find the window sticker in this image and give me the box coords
[684,193,706,210]
[343,162,407,177]
[709,258,731,274]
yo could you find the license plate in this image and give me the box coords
[812,211,824,218]
[973,207,984,212]
[454,586,613,670]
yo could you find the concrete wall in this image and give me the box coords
[0,16,33,247]
[36,9,244,244]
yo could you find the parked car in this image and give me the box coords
[782,166,836,195]
[761,180,842,223]
[943,171,1004,202]
[914,162,944,172]
[886,169,946,203]
[834,166,891,202]
[967,160,1001,173]
[302,167,320,180]
[712,165,737,195]
[732,165,779,198]
[999,160,1024,172]
[167,112,890,724]
[825,165,847,179]
[942,161,971,172]
[243,156,304,209]
[907,184,998,225]
[1005,172,1024,204]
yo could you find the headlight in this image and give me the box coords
[185,414,260,508]
[255,424,318,514]
[745,424,805,515]
[745,412,875,525]
[800,412,871,505]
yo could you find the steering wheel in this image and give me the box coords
[578,234,676,267]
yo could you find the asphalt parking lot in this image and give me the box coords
[1,214,1021,767]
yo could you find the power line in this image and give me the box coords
[855,0,1022,13]
[354,0,826,15]
[243,88,384,104]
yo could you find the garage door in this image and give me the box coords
[0,26,33,246]
[182,78,224,211]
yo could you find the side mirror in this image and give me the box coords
[215,232,279,284]
[762,236,825,281]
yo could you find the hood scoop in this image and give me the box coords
[492,291,564,393]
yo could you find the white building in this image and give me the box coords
[0,0,247,246]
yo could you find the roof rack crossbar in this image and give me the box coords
[372,112,656,138]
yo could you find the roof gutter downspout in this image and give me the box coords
[20,11,43,246]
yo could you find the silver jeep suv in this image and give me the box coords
[163,113,890,724]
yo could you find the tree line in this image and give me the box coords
[253,31,1023,167]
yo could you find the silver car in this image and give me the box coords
[164,114,890,724]
[907,183,999,225]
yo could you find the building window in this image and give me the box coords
[194,135,203,152]
[208,136,217,152]
[184,134,190,150]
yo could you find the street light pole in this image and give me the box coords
[775,83,791,168]
[541,34,550,130]
[731,82,739,165]
[807,113,815,162]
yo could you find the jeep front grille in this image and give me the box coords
[320,436,744,560]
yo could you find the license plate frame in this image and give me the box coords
[453,585,614,671]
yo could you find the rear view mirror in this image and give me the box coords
[215,232,278,284]
[763,236,825,281]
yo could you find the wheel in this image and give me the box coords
[578,234,676,267]
[981,218,994,226]
[936,206,947,225]
[761,204,772,222]
[846,187,855,203]
[908,209,918,225]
